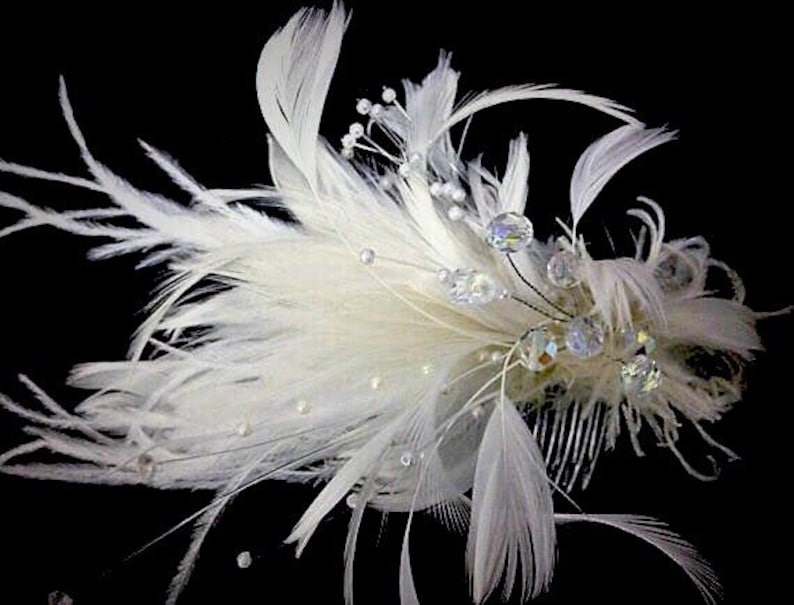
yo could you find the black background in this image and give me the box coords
[0,2,790,604]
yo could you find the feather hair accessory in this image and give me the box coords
[0,4,782,604]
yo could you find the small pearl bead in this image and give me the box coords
[356,98,372,115]
[381,87,397,103]
[441,182,456,198]
[236,421,252,437]
[236,551,252,569]
[421,364,433,375]
[359,248,376,265]
[451,188,466,202]
[341,134,355,149]
[370,376,383,390]
[296,399,311,414]
[349,122,364,138]
[478,350,490,362]
[472,406,484,419]
[490,351,503,363]
[429,182,443,197]
[437,268,451,283]
[447,205,464,221]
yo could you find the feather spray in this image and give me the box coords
[0,4,782,603]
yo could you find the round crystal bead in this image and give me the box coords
[448,269,497,305]
[485,212,534,253]
[565,315,606,359]
[547,251,581,288]
[520,327,558,371]
[620,354,662,395]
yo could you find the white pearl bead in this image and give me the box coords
[359,248,376,265]
[236,551,252,569]
[447,205,464,221]
[370,376,383,390]
[356,98,372,115]
[349,122,365,138]
[381,87,397,103]
[296,399,311,414]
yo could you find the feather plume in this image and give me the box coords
[0,4,777,604]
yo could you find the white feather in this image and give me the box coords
[570,125,676,236]
[256,3,346,188]
[556,514,721,604]
[466,400,555,603]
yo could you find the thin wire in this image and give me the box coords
[507,254,573,318]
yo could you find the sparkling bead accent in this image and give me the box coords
[349,122,364,138]
[400,451,414,467]
[448,269,498,305]
[621,354,662,395]
[381,87,397,103]
[236,551,253,569]
[486,212,534,253]
[341,133,355,149]
[356,98,372,115]
[296,399,311,414]
[547,251,581,288]
[359,248,376,265]
[437,268,451,283]
[565,315,606,359]
[622,328,657,354]
[137,454,156,480]
[447,205,464,221]
[520,327,559,371]
[236,421,252,437]
[370,375,383,390]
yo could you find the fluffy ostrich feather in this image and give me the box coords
[0,4,768,604]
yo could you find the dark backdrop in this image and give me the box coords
[0,2,790,604]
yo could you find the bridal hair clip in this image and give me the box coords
[0,4,780,604]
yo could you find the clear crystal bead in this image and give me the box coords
[565,315,606,359]
[400,451,414,467]
[622,328,657,354]
[547,251,581,288]
[520,327,559,371]
[485,212,534,253]
[620,354,662,395]
[448,269,497,305]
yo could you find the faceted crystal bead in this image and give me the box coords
[520,327,559,371]
[620,354,662,395]
[485,212,534,253]
[565,315,606,359]
[622,328,657,354]
[547,251,581,288]
[448,269,497,305]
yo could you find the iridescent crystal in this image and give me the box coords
[547,251,581,288]
[448,269,497,305]
[485,212,534,253]
[620,354,662,395]
[520,327,559,371]
[622,328,657,354]
[565,315,606,359]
